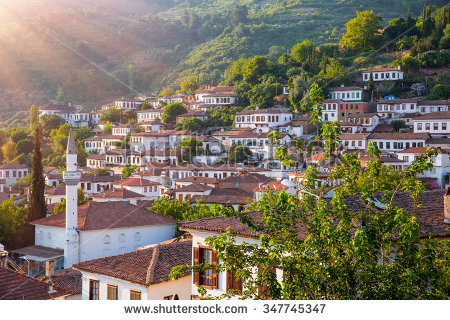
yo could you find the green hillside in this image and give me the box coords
[0,0,445,123]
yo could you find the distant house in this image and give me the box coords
[328,85,367,101]
[113,98,143,110]
[0,163,30,187]
[412,111,450,136]
[367,133,430,153]
[362,67,404,82]
[235,108,293,133]
[418,100,450,114]
[175,111,208,123]
[137,109,163,123]
[113,178,162,199]
[376,98,420,118]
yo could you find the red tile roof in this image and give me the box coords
[49,268,82,295]
[45,185,66,196]
[115,178,161,187]
[0,163,29,170]
[0,268,71,300]
[31,202,175,231]
[73,240,192,285]
[397,147,450,154]
[175,183,213,193]
[414,111,450,120]
[368,133,431,140]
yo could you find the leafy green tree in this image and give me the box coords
[288,76,309,112]
[242,56,274,85]
[180,76,199,94]
[100,108,122,123]
[94,168,111,176]
[171,119,449,299]
[3,141,16,162]
[340,10,383,50]
[223,58,249,85]
[308,83,325,137]
[9,127,29,143]
[395,56,421,76]
[141,99,154,110]
[248,76,282,109]
[0,130,8,147]
[75,127,94,142]
[0,198,27,248]
[150,198,231,222]
[14,139,34,157]
[266,46,285,62]
[177,117,203,131]
[391,119,406,132]
[162,102,187,123]
[53,188,88,214]
[229,5,248,27]
[102,121,113,134]
[40,115,65,137]
[291,40,315,64]
[319,60,351,87]
[427,84,450,100]
[180,137,203,159]
[12,172,33,190]
[228,144,252,164]
[159,87,176,97]
[29,105,39,130]
[395,36,414,50]
[29,127,46,222]
[122,164,138,179]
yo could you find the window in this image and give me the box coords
[386,142,390,149]
[89,280,99,300]
[434,123,439,130]
[417,123,422,130]
[443,123,447,130]
[130,290,141,300]
[107,285,118,300]
[119,233,126,243]
[425,123,430,130]
[134,232,141,241]
[193,247,218,289]
[104,235,110,245]
[226,271,242,293]
[164,294,179,300]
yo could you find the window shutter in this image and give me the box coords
[211,250,218,289]
[226,272,232,292]
[193,247,200,285]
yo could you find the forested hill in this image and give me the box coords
[0,0,445,121]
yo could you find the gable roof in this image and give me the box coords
[114,178,161,187]
[413,111,450,121]
[31,201,175,231]
[0,268,70,300]
[368,133,431,140]
[73,240,192,285]
[218,172,273,184]
[0,163,29,170]
[175,183,214,193]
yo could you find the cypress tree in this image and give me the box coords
[29,126,46,222]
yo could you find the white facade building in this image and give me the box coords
[137,109,163,123]
[362,67,404,82]
[328,86,365,101]
[376,99,419,118]
[367,133,430,153]
[0,163,29,187]
[412,111,450,137]
[235,109,293,133]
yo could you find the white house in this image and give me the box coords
[322,99,341,122]
[340,133,370,150]
[130,130,176,152]
[347,113,379,132]
[234,109,293,133]
[362,67,404,82]
[78,174,121,195]
[73,239,192,300]
[112,125,132,136]
[173,183,213,201]
[376,99,419,118]
[84,136,104,154]
[113,177,161,199]
[0,163,30,187]
[367,133,430,153]
[86,154,106,169]
[137,109,163,123]
[418,100,450,114]
[114,98,143,110]
[397,147,450,187]
[412,111,450,137]
[39,104,76,117]
[44,185,66,205]
[328,86,366,101]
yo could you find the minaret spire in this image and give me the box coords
[63,126,81,268]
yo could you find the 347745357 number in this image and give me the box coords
[262,303,326,314]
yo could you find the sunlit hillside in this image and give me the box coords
[0,0,445,124]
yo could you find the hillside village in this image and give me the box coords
[0,5,450,301]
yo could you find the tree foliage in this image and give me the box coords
[340,10,383,50]
[53,188,88,214]
[29,127,46,222]
[162,102,187,123]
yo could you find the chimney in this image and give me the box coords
[445,187,450,224]
[45,259,56,277]
[47,280,56,294]
[340,84,344,87]
[0,243,8,268]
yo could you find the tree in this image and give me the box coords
[150,198,231,222]
[367,72,375,99]
[95,168,111,176]
[319,60,351,87]
[396,56,421,76]
[141,99,154,110]
[391,119,406,132]
[0,198,27,249]
[14,139,34,157]
[180,76,199,94]
[3,141,16,162]
[102,121,113,134]
[228,144,252,164]
[340,10,383,50]
[171,126,449,300]
[177,117,203,132]
[159,87,176,97]
[180,137,203,159]
[122,164,138,179]
[247,76,281,109]
[266,46,285,62]
[242,56,273,85]
[162,102,187,123]
[427,84,450,100]
[100,108,122,123]
[75,127,94,142]
[229,5,248,27]
[291,40,315,64]
[308,83,325,137]
[9,127,29,143]
[223,58,249,85]
[40,115,65,137]
[29,105,39,130]
[29,127,46,222]
[288,76,309,112]
[0,130,8,147]
[53,189,88,214]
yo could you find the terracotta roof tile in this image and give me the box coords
[73,241,192,285]
[0,268,70,300]
[31,201,175,231]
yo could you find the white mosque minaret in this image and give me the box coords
[63,128,81,268]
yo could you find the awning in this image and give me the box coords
[12,245,64,261]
